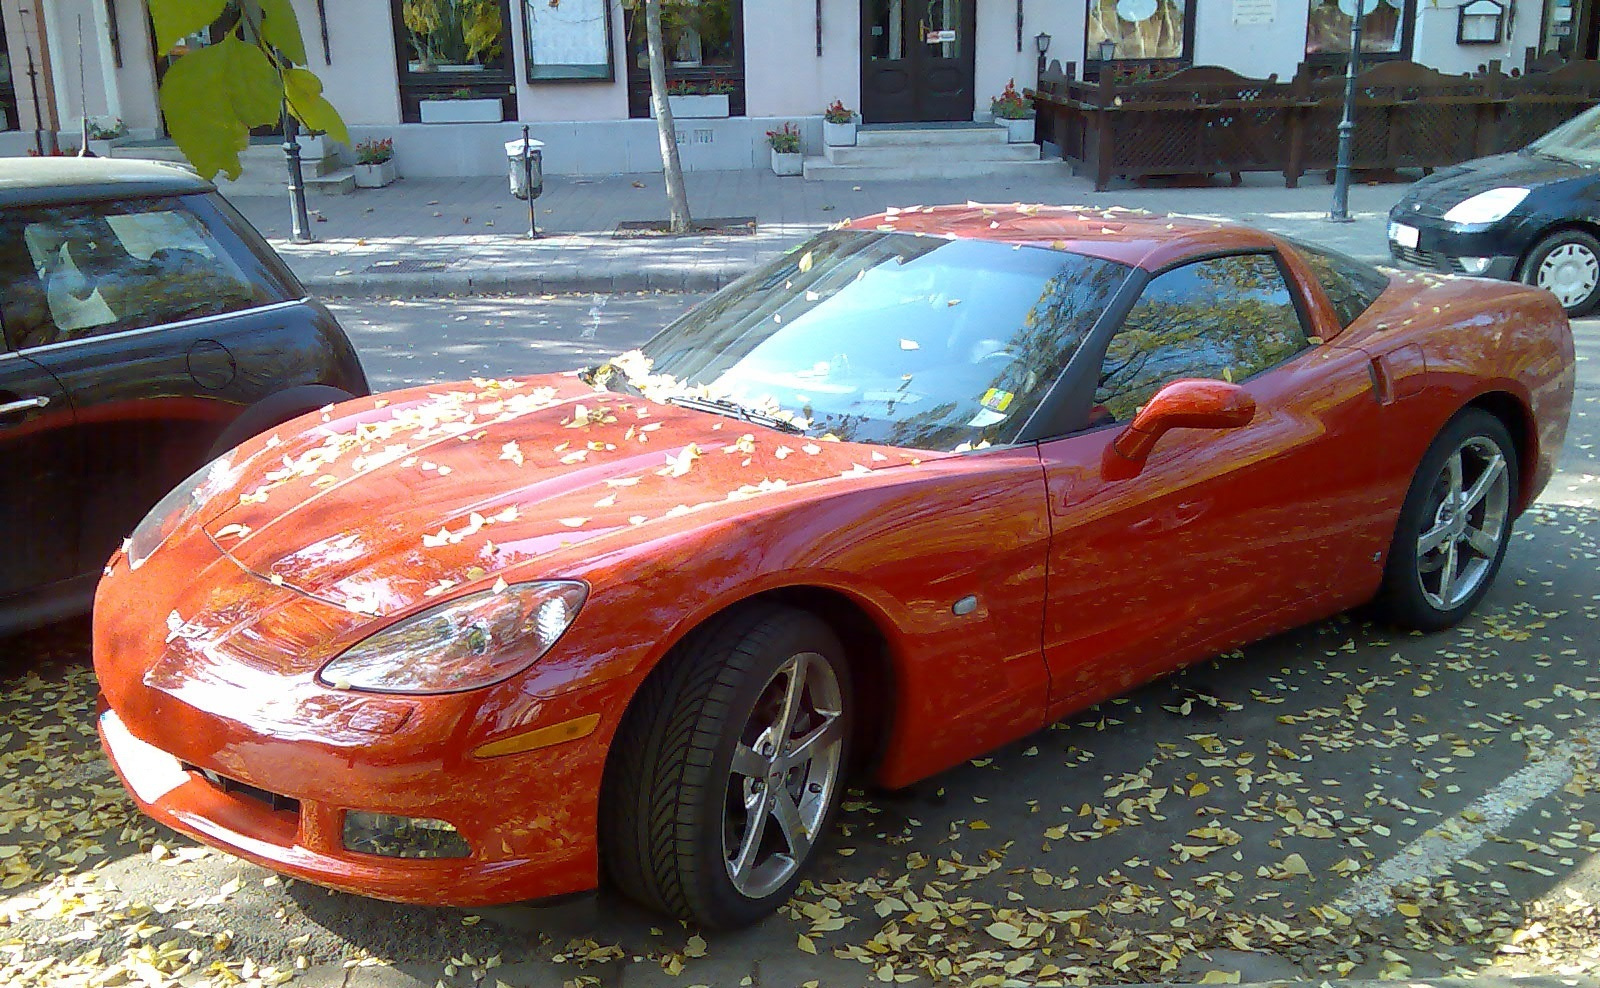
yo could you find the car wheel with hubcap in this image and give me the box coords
[1374,408,1518,632]
[602,604,852,928]
[1522,229,1600,317]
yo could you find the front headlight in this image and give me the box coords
[126,455,243,569]
[1442,187,1530,225]
[317,581,587,694]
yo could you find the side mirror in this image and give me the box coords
[1111,378,1256,464]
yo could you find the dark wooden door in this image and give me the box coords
[861,0,976,124]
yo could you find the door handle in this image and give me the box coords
[0,396,50,415]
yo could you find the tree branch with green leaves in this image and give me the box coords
[149,0,349,180]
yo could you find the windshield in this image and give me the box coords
[1527,104,1600,165]
[602,230,1129,452]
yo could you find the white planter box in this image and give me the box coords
[666,94,730,119]
[420,98,503,124]
[296,133,331,158]
[999,116,1036,143]
[354,160,397,188]
[771,149,802,176]
[823,119,857,147]
[87,136,128,157]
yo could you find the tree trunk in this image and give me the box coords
[644,0,692,233]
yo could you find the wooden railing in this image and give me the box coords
[1030,58,1600,191]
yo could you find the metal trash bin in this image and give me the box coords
[506,126,544,237]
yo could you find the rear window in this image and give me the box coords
[1289,239,1391,329]
[0,196,269,349]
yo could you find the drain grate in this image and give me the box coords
[364,259,453,274]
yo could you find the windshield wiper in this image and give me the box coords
[665,395,807,434]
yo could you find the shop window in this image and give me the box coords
[391,0,515,123]
[1305,0,1417,62]
[1541,0,1579,56]
[0,15,15,131]
[1085,0,1196,80]
[624,0,745,119]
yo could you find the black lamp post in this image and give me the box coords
[1035,31,1052,77]
[1330,0,1366,223]
[280,106,314,244]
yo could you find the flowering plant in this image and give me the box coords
[766,122,801,153]
[990,78,1032,120]
[355,138,395,165]
[87,117,127,140]
[823,100,853,124]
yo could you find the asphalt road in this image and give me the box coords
[3,300,1599,988]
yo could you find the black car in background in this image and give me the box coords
[1,158,368,634]
[1387,103,1600,316]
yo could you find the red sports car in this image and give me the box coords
[95,205,1574,928]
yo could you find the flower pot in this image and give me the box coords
[771,149,803,176]
[664,94,729,119]
[999,116,1035,143]
[420,98,503,124]
[823,119,857,147]
[354,160,397,188]
[296,133,330,158]
[87,136,128,157]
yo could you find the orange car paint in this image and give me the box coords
[95,205,1574,907]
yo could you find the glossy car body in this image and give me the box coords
[0,158,368,633]
[1387,103,1600,312]
[95,204,1573,909]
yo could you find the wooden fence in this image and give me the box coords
[1031,59,1600,191]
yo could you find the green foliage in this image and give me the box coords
[149,0,349,181]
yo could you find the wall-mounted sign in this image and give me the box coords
[1233,0,1276,24]
[926,29,957,43]
[524,0,616,82]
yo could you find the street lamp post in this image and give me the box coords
[281,106,314,244]
[1330,0,1366,222]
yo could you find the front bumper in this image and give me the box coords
[1385,211,1532,280]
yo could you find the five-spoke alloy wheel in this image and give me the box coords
[602,604,853,928]
[1376,408,1519,630]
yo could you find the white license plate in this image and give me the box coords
[101,710,189,804]
[1389,222,1420,249]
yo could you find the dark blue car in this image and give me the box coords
[1388,104,1600,316]
[0,158,368,633]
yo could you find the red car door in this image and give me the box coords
[1037,251,1391,719]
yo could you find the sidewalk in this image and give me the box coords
[227,167,1409,297]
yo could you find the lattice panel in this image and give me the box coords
[1112,111,1204,171]
[1393,104,1476,163]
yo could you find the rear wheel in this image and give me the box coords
[601,605,852,928]
[1521,229,1600,317]
[1373,409,1518,631]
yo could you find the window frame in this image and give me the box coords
[623,0,746,119]
[0,14,17,132]
[0,196,280,352]
[1083,0,1197,82]
[389,0,517,124]
[1028,249,1313,440]
[1303,0,1418,67]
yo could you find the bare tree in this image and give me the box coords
[642,0,692,233]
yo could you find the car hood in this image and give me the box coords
[194,374,931,619]
[1395,151,1591,216]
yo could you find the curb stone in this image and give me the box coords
[298,254,1393,300]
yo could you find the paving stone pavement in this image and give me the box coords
[226,166,1408,297]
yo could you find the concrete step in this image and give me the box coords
[214,167,356,198]
[856,125,1009,147]
[823,141,1040,167]
[802,156,1068,182]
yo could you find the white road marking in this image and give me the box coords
[1336,724,1598,916]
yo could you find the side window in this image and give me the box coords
[2,198,268,348]
[1289,239,1391,329]
[1093,253,1308,424]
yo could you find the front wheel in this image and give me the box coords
[1521,229,1600,317]
[601,605,853,928]
[1373,409,1518,631]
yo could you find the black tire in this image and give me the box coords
[601,604,853,928]
[1373,408,1519,632]
[1520,228,1600,317]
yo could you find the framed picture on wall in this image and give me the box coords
[524,0,616,81]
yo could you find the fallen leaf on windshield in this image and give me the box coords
[775,446,793,459]
[423,529,451,548]
[594,494,617,508]
[558,518,588,528]
[213,524,250,540]
[500,442,524,466]
[660,444,702,478]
